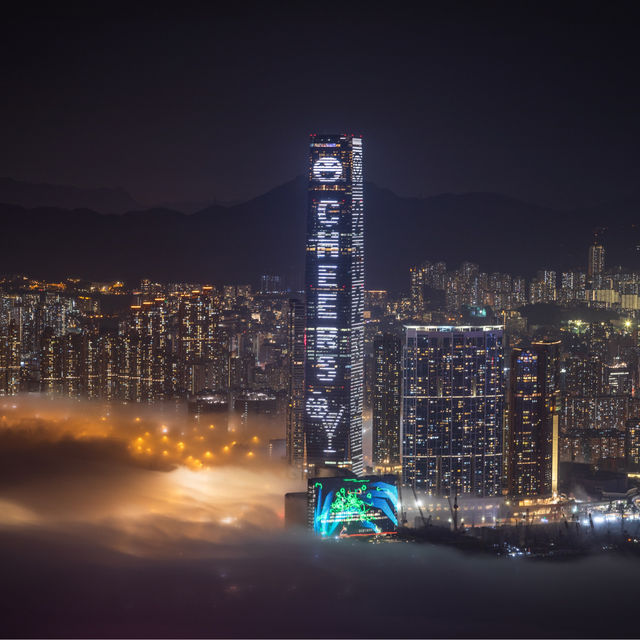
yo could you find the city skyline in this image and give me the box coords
[3,138,640,639]
[4,3,640,638]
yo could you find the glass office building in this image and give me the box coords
[304,134,364,474]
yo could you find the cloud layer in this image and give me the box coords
[0,396,639,638]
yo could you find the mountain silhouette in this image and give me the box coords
[1,177,638,291]
[0,177,140,214]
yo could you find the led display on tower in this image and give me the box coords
[304,134,364,474]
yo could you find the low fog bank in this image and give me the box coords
[0,396,638,638]
[1,525,639,638]
[0,395,298,545]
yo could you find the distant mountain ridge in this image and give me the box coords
[0,177,237,214]
[0,177,141,214]
[1,177,639,290]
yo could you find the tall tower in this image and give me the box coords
[304,134,364,474]
[373,333,402,468]
[507,341,561,498]
[401,324,504,497]
[409,265,424,317]
[588,239,605,282]
[286,298,306,467]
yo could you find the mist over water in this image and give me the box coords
[0,396,638,638]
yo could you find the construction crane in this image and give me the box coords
[411,485,428,528]
[447,485,459,532]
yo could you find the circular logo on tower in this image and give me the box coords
[313,157,343,183]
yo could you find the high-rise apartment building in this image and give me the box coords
[0,319,22,394]
[401,324,504,496]
[529,270,557,304]
[507,341,560,498]
[373,333,402,468]
[559,271,587,304]
[409,265,424,316]
[40,329,85,397]
[130,299,169,401]
[303,134,364,474]
[564,354,604,397]
[286,298,306,467]
[588,241,605,282]
[176,287,223,396]
[260,275,282,294]
[626,419,640,469]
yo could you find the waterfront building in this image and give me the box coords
[372,333,402,468]
[401,324,504,496]
[507,341,561,498]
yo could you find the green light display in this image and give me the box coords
[311,475,400,537]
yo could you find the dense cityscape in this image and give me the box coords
[3,155,640,536]
[4,4,640,638]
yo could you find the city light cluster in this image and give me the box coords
[127,420,261,470]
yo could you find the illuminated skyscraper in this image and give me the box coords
[529,270,557,304]
[564,354,604,397]
[40,329,84,397]
[409,265,424,316]
[626,419,640,470]
[507,341,560,498]
[133,298,169,401]
[373,333,402,468]
[588,240,605,281]
[176,287,222,396]
[304,134,364,474]
[286,298,306,467]
[0,319,22,394]
[401,324,504,497]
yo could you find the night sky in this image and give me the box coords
[2,2,640,208]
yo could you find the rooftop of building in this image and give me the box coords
[403,324,504,332]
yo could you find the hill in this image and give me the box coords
[0,177,140,214]
[1,178,639,290]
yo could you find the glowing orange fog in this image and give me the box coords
[0,397,303,551]
[0,397,273,471]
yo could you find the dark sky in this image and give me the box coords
[2,2,640,208]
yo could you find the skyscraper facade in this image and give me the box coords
[409,265,424,317]
[507,341,561,498]
[401,324,504,496]
[373,333,402,468]
[588,241,605,282]
[304,134,364,474]
[286,298,306,467]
